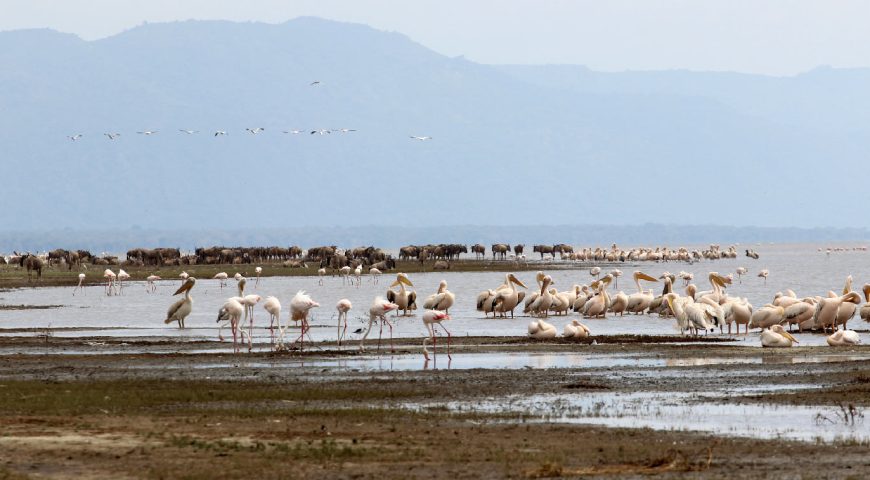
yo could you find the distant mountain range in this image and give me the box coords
[1,17,865,235]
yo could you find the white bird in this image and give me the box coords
[311,129,331,135]
[213,272,228,288]
[216,297,246,353]
[246,127,265,134]
[735,267,748,284]
[369,267,381,284]
[283,129,304,134]
[563,319,591,339]
[289,291,320,351]
[827,330,860,346]
[263,296,282,346]
[137,130,157,135]
[528,318,557,339]
[73,273,85,295]
[758,269,769,284]
[360,297,399,352]
[317,268,326,286]
[103,133,121,140]
[116,269,130,293]
[353,264,363,287]
[336,299,353,346]
[103,269,117,296]
[386,273,417,316]
[410,136,432,141]
[423,280,455,313]
[67,134,83,141]
[310,80,321,86]
[422,310,452,361]
[145,274,161,293]
[337,128,357,133]
[255,266,263,287]
[179,271,189,284]
[178,129,198,134]
[214,130,228,136]
[590,267,601,280]
[761,324,798,348]
[165,277,196,329]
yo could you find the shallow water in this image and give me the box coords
[414,389,870,443]
[1,243,869,347]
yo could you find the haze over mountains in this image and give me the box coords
[1,17,867,245]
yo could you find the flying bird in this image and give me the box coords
[410,136,432,141]
[137,130,158,135]
[246,127,265,134]
[310,81,321,86]
[283,129,304,134]
[311,129,331,135]
[178,129,199,134]
[337,128,357,133]
[67,134,83,141]
[214,130,227,136]
[103,133,120,140]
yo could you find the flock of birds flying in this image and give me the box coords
[65,128,433,141]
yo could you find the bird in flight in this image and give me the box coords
[246,127,265,134]
[67,134,83,141]
[214,130,227,136]
[104,133,121,140]
[410,136,432,141]
[137,130,158,135]
[178,129,199,134]
[283,129,304,134]
[311,129,331,135]
[310,81,321,86]
[337,128,357,133]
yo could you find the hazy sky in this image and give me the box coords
[3,0,870,75]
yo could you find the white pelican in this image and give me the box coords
[812,292,862,332]
[317,268,326,286]
[410,136,432,141]
[758,269,769,284]
[214,130,227,136]
[584,277,612,318]
[137,130,157,135]
[827,330,861,346]
[216,298,247,353]
[760,324,798,348]
[529,275,555,317]
[178,129,198,134]
[103,269,116,296]
[386,273,417,316]
[214,272,228,289]
[263,296,282,345]
[336,298,352,346]
[73,273,85,295]
[860,284,870,323]
[289,291,320,351]
[783,300,816,332]
[369,267,381,284]
[528,318,557,339]
[492,273,527,318]
[665,293,714,335]
[104,133,120,140]
[610,291,628,316]
[476,289,498,317]
[735,267,748,284]
[750,304,785,330]
[361,297,399,352]
[165,277,196,329]
[422,310,452,360]
[145,275,161,293]
[423,280,455,313]
[625,272,658,314]
[836,276,858,329]
[551,289,572,316]
[723,298,753,335]
[563,319,591,339]
[246,127,265,134]
[67,134,83,141]
[255,266,262,287]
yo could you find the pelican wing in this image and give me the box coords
[165,297,186,323]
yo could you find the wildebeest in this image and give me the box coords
[471,244,485,259]
[491,243,510,260]
[533,244,555,259]
[514,244,525,256]
[19,254,44,282]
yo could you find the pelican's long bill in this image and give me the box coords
[174,278,195,296]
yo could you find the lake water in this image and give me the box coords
[1,243,868,347]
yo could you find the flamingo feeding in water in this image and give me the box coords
[422,309,452,361]
[214,272,228,289]
[216,297,247,353]
[73,273,85,295]
[146,275,161,293]
[289,291,319,351]
[263,296,282,346]
[255,266,262,287]
[336,299,352,346]
[360,297,399,352]
[103,269,116,296]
